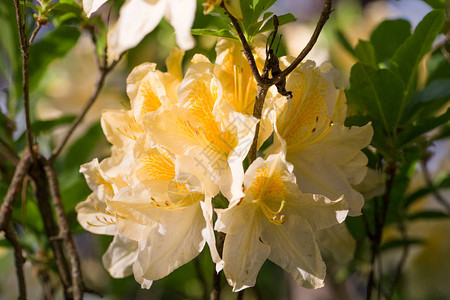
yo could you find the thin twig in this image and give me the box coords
[271,0,333,85]
[0,137,20,165]
[248,87,269,164]
[5,227,27,300]
[49,54,123,162]
[44,162,84,300]
[367,164,396,300]
[28,20,44,46]
[0,152,31,230]
[211,232,225,300]
[420,159,450,214]
[28,160,73,297]
[13,0,37,164]
[237,290,244,300]
[223,6,263,85]
[387,219,409,300]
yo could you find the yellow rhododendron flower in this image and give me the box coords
[215,153,348,291]
[76,50,221,288]
[143,57,258,203]
[261,60,373,216]
[214,36,270,115]
[83,0,196,58]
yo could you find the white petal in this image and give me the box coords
[293,193,347,231]
[289,155,364,216]
[316,224,356,264]
[102,234,139,278]
[217,204,271,292]
[75,194,117,235]
[134,202,207,281]
[262,216,325,289]
[83,0,108,17]
[165,0,196,50]
[108,0,166,59]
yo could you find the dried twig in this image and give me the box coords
[13,0,37,163]
[5,227,27,300]
[387,219,409,300]
[44,162,84,300]
[27,158,73,298]
[271,0,332,85]
[211,232,225,300]
[367,164,397,300]
[28,20,44,46]
[0,152,31,230]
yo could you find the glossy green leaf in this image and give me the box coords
[407,210,449,220]
[380,238,424,252]
[422,0,447,9]
[62,122,104,172]
[370,19,411,63]
[258,13,296,33]
[405,173,450,207]
[354,40,377,68]
[346,62,405,133]
[335,29,356,57]
[191,28,237,40]
[405,79,450,122]
[397,107,450,145]
[390,10,445,107]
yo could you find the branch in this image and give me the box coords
[49,54,123,162]
[271,0,333,85]
[387,219,409,300]
[13,0,37,164]
[28,160,73,297]
[44,162,84,300]
[247,87,269,164]
[223,6,263,86]
[0,151,31,230]
[367,164,396,300]
[28,19,44,46]
[211,232,225,300]
[5,227,27,300]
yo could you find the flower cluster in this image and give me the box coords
[76,37,373,290]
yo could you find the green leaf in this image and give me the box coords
[252,0,277,24]
[370,19,411,63]
[404,173,450,207]
[31,115,77,133]
[29,25,81,89]
[390,10,445,113]
[407,210,449,220]
[405,79,450,122]
[191,28,237,40]
[258,13,296,33]
[354,40,377,68]
[380,238,424,252]
[427,47,450,84]
[335,29,356,57]
[346,62,405,133]
[61,122,104,172]
[397,107,450,145]
[16,115,76,147]
[421,0,447,9]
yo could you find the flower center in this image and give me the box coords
[248,168,287,225]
